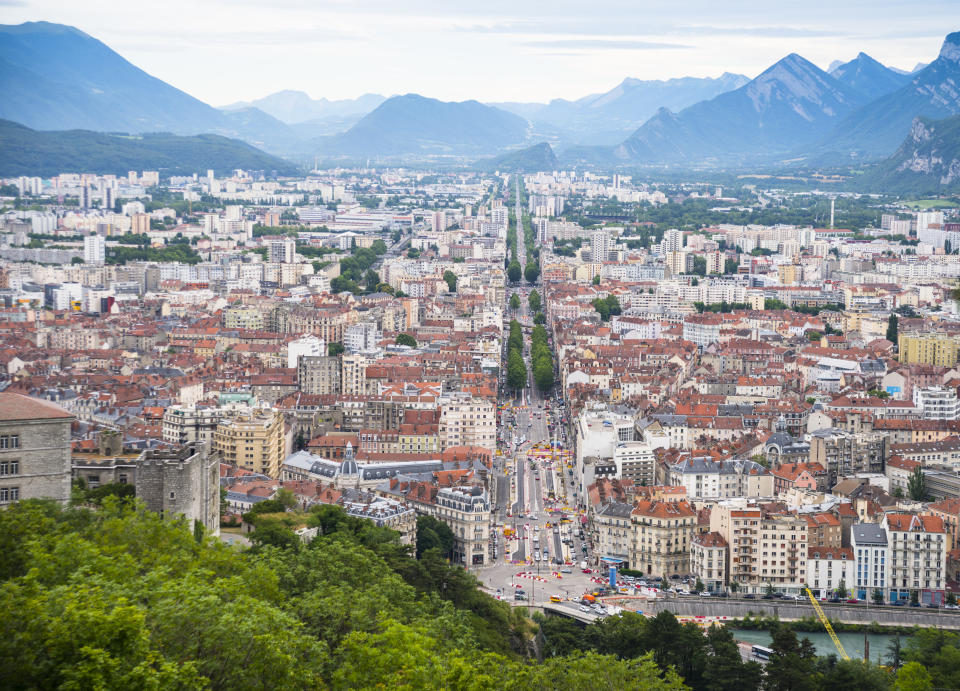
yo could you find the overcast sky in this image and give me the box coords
[5,0,957,105]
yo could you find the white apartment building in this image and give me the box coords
[852,523,888,602]
[83,234,105,264]
[612,441,656,486]
[806,546,855,599]
[884,513,948,605]
[267,236,296,263]
[670,458,772,500]
[914,386,960,420]
[287,335,325,369]
[344,321,381,353]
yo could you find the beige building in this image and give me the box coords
[162,404,229,446]
[213,409,286,478]
[884,513,948,604]
[690,532,728,593]
[439,395,495,452]
[711,502,808,594]
[593,502,633,566]
[630,499,697,579]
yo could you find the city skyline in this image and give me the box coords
[2,0,957,106]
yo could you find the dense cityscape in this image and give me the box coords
[4,6,960,691]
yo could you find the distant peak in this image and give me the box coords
[939,31,960,63]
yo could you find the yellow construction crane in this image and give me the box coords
[804,587,850,660]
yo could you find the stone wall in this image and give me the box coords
[0,417,72,505]
[135,442,220,536]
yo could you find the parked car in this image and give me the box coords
[891,600,907,606]
[846,598,859,604]
[743,594,756,599]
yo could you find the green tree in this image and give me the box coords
[442,270,457,293]
[328,341,345,356]
[887,313,899,344]
[872,588,884,605]
[835,579,848,599]
[762,624,818,691]
[395,333,417,348]
[817,659,889,691]
[907,466,928,501]
[702,624,763,691]
[533,312,546,325]
[507,349,527,390]
[528,290,541,313]
[524,262,539,284]
[887,635,904,669]
[510,293,521,310]
[507,260,522,283]
[415,515,455,558]
[895,661,934,691]
[592,274,601,285]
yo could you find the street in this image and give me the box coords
[477,173,599,607]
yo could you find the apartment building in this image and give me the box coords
[630,499,697,579]
[808,428,888,486]
[851,523,888,602]
[669,458,772,499]
[883,513,948,605]
[711,503,808,594]
[162,405,231,445]
[213,409,286,478]
[690,532,727,593]
[898,332,960,367]
[297,355,341,395]
[438,395,495,452]
[612,441,656,486]
[594,501,633,566]
[806,546,855,599]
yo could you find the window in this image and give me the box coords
[0,487,19,502]
[0,435,19,449]
[0,461,18,476]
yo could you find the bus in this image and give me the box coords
[751,645,773,661]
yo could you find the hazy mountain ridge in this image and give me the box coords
[0,119,299,177]
[862,114,960,193]
[817,32,960,158]
[615,54,868,163]
[313,94,531,157]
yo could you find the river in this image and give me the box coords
[731,628,909,663]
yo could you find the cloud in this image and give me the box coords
[523,38,690,50]
[676,25,843,38]
[0,0,28,5]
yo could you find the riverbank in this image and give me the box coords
[729,613,918,636]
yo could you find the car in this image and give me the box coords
[582,568,592,574]
[846,598,859,604]
[926,603,941,609]
[945,604,960,610]
[561,568,572,574]
[549,595,562,603]
[891,600,907,606]
[716,592,730,598]
[700,592,711,597]
[909,601,921,607]
[579,604,591,613]
[742,594,756,599]
[828,597,842,603]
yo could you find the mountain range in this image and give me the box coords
[0,22,300,153]
[495,73,750,144]
[615,52,912,164]
[0,119,298,177]
[1,20,959,188]
[862,113,960,194]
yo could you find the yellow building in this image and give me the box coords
[899,332,960,367]
[777,264,800,285]
[213,410,285,478]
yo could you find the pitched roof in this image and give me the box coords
[0,392,73,421]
